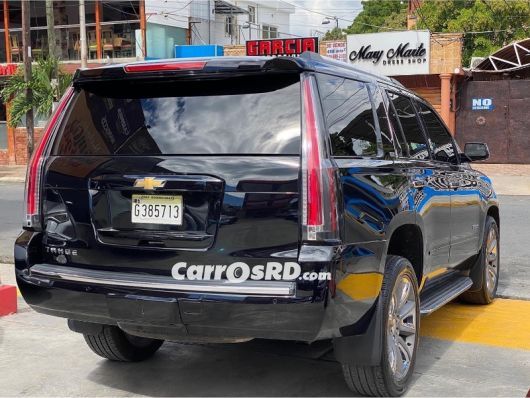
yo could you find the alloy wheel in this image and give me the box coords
[387,273,417,381]
[485,226,499,295]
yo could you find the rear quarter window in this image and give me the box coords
[316,74,378,157]
[53,74,301,156]
[387,92,430,160]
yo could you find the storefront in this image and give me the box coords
[0,1,150,165]
[0,1,144,62]
[343,30,463,135]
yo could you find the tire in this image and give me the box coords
[83,325,164,362]
[460,216,499,305]
[342,255,420,397]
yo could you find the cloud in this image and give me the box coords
[288,0,363,37]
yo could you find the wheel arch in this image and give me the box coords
[467,210,500,298]
[477,204,500,249]
[386,223,424,285]
[487,205,500,231]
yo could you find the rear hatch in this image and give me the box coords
[42,67,302,275]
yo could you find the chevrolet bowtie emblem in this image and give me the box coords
[134,177,166,190]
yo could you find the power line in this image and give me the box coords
[413,5,447,46]
[22,0,525,43]
[102,2,140,18]
[165,14,306,39]
[190,22,207,44]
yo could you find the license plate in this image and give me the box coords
[131,194,183,226]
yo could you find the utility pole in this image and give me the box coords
[79,0,88,68]
[208,0,211,44]
[46,0,55,58]
[21,0,34,157]
[139,0,146,58]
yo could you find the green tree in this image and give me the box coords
[417,0,530,65]
[323,27,345,40]
[382,6,408,30]
[346,0,408,33]
[1,57,72,127]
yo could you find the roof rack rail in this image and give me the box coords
[389,77,406,88]
[299,51,324,62]
[298,51,399,85]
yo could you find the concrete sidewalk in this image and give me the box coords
[0,265,529,397]
[472,164,530,196]
[0,311,528,397]
[0,166,25,183]
[1,262,529,397]
[1,164,530,195]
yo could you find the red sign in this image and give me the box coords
[0,63,18,76]
[246,37,319,57]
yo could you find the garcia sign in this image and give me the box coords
[246,37,318,57]
[346,31,430,76]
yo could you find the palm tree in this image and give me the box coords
[0,57,72,128]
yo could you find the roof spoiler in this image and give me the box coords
[73,56,307,85]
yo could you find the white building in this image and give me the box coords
[143,0,295,58]
[190,0,295,46]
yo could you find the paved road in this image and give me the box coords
[494,195,530,300]
[0,183,23,264]
[0,293,528,396]
[1,183,528,298]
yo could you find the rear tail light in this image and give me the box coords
[301,74,339,242]
[124,61,206,73]
[25,87,74,229]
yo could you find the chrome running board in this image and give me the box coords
[29,264,296,297]
[420,272,473,315]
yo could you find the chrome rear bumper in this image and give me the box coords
[29,264,296,297]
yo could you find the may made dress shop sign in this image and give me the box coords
[346,30,431,76]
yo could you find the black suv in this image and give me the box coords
[15,53,499,396]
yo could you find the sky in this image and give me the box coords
[288,0,363,37]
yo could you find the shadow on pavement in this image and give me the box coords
[87,339,352,397]
[87,299,527,397]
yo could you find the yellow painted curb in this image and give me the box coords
[421,299,530,351]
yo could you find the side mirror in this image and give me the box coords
[464,142,490,162]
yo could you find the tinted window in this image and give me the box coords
[387,92,429,160]
[417,102,457,163]
[317,75,377,157]
[384,92,407,156]
[372,88,398,159]
[54,75,301,155]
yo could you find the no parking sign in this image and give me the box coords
[472,98,494,111]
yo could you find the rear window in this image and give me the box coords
[53,74,301,155]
